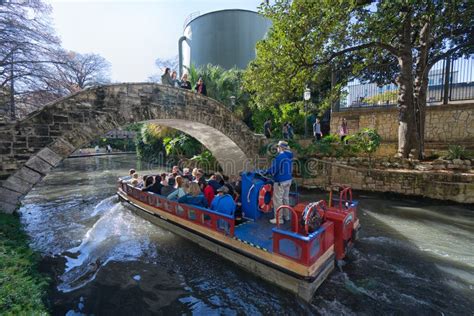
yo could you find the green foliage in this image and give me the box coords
[163,134,202,159]
[364,90,398,105]
[289,133,361,159]
[446,145,470,160]
[0,213,49,315]
[123,122,143,132]
[190,150,219,173]
[353,128,382,156]
[186,63,256,127]
[136,123,166,163]
[245,0,473,156]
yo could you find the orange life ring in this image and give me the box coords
[258,184,273,213]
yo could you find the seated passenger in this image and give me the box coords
[160,176,175,196]
[141,176,154,190]
[214,172,225,186]
[137,175,147,188]
[143,175,162,194]
[182,168,193,181]
[210,186,236,216]
[193,169,206,191]
[171,165,182,177]
[160,173,168,186]
[167,174,176,187]
[130,173,140,187]
[167,176,187,200]
[124,169,137,183]
[191,168,198,180]
[203,183,214,206]
[178,182,208,208]
[207,174,222,193]
[223,175,235,197]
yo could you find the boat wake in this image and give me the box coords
[90,195,118,217]
[58,198,161,293]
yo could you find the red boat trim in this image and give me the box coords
[118,192,329,283]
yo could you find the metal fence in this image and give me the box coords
[335,54,474,111]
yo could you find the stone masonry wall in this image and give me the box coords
[331,103,474,145]
[296,159,474,204]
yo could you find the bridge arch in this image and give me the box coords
[0,83,266,213]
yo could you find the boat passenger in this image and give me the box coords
[182,168,193,181]
[171,165,182,176]
[210,186,236,216]
[141,176,154,190]
[193,169,206,191]
[178,182,208,208]
[167,175,176,187]
[191,168,198,179]
[215,172,225,186]
[204,183,215,206]
[160,173,167,185]
[231,174,243,219]
[124,169,137,183]
[204,174,222,205]
[160,176,175,196]
[143,175,162,194]
[222,175,235,197]
[130,173,140,187]
[137,175,148,188]
[167,176,187,200]
[266,140,293,224]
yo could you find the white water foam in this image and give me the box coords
[58,201,163,293]
[90,195,118,217]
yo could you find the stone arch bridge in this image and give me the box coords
[0,83,267,213]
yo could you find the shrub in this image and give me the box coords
[353,128,382,171]
[446,145,470,160]
[0,214,49,315]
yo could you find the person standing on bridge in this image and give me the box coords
[266,140,293,224]
[171,71,179,87]
[195,77,207,96]
[161,68,173,86]
[180,73,192,90]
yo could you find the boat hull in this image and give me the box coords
[117,190,335,302]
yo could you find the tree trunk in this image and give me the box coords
[397,54,416,158]
[413,19,432,160]
[396,11,416,158]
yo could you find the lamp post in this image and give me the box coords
[304,87,311,138]
[229,95,236,111]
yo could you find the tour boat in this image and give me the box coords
[117,172,360,301]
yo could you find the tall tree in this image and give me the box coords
[52,50,111,94]
[0,0,60,117]
[247,0,474,158]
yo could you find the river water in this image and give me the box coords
[18,155,473,315]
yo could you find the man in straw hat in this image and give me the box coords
[265,140,293,224]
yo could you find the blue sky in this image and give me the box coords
[47,0,261,82]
